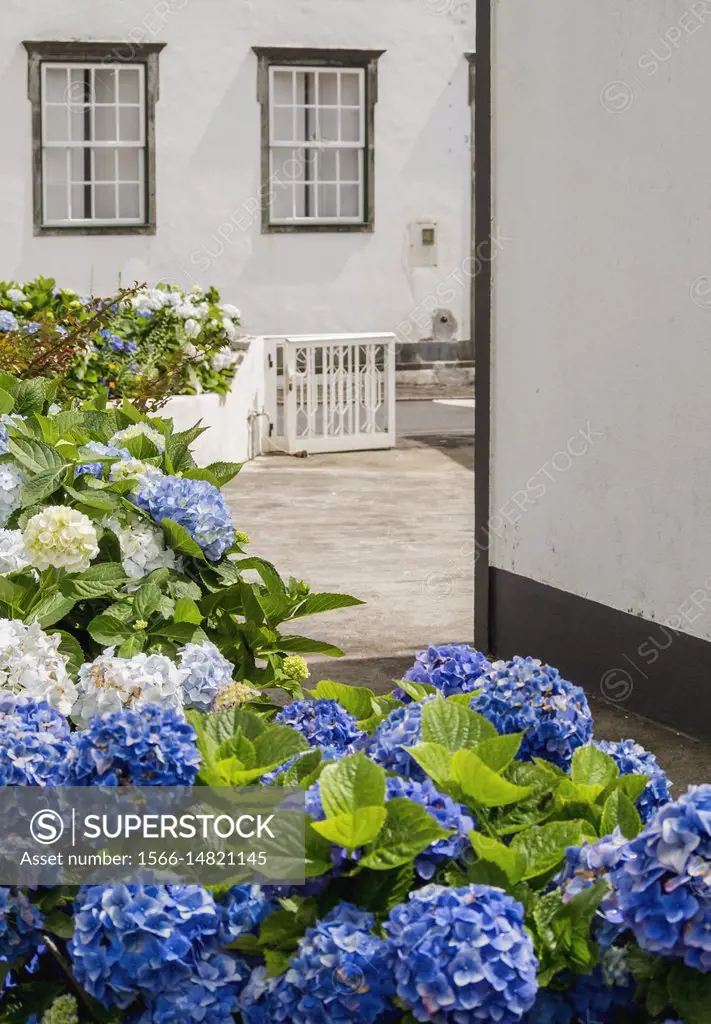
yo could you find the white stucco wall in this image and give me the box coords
[161,336,268,465]
[490,0,711,639]
[0,0,473,341]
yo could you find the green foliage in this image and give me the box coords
[0,373,354,699]
[0,278,244,407]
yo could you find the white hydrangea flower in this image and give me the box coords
[184,318,201,339]
[0,465,25,528]
[0,529,29,575]
[23,506,99,573]
[183,342,199,360]
[222,318,238,342]
[105,513,180,579]
[220,303,241,319]
[211,346,239,373]
[72,649,185,726]
[110,423,166,451]
[109,458,161,484]
[0,619,76,715]
[7,288,27,304]
[47,403,62,416]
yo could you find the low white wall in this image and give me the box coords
[161,336,268,466]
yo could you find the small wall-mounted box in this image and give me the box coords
[408,221,438,268]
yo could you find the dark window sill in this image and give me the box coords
[263,222,374,235]
[35,224,156,237]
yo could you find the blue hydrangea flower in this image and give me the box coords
[22,321,41,335]
[136,307,153,319]
[0,312,18,332]
[99,330,138,356]
[385,775,475,879]
[75,441,131,480]
[470,657,593,770]
[559,832,627,902]
[0,423,8,456]
[179,641,235,711]
[596,738,672,823]
[238,904,395,1024]
[386,884,538,1022]
[0,697,72,786]
[610,784,711,972]
[365,700,429,779]
[219,885,277,943]
[0,888,44,965]
[134,474,234,561]
[67,706,201,787]
[396,643,491,700]
[275,700,365,753]
[70,884,248,1013]
[524,966,634,1024]
[131,950,247,1024]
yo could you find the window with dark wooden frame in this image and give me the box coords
[253,47,384,233]
[23,41,164,235]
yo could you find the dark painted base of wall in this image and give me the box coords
[490,568,711,742]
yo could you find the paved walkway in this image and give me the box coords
[225,429,474,667]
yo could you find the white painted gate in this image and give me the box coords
[263,333,396,454]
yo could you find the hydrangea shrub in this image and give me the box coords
[0,277,244,404]
[0,374,704,1024]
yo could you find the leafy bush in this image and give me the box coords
[0,277,244,406]
[0,378,706,1024]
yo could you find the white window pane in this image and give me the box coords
[317,149,338,182]
[93,68,116,104]
[45,67,67,103]
[70,183,87,219]
[94,183,116,219]
[272,183,295,220]
[340,73,361,106]
[94,106,116,141]
[272,147,302,183]
[44,105,68,142]
[45,183,68,221]
[45,148,68,185]
[318,72,338,105]
[70,148,85,182]
[303,149,318,180]
[295,184,314,218]
[272,70,293,104]
[118,148,140,181]
[340,108,360,142]
[68,68,88,110]
[272,107,294,143]
[118,68,140,103]
[318,184,338,218]
[119,106,141,142]
[118,183,141,219]
[69,106,88,142]
[319,108,338,142]
[94,148,115,182]
[294,72,308,104]
[339,149,359,181]
[340,184,360,218]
